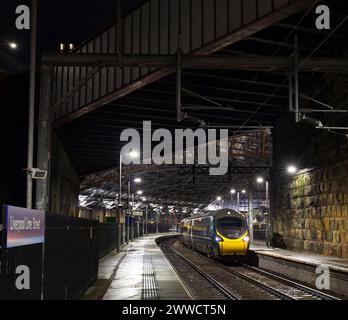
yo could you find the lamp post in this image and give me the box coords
[145,205,149,236]
[119,153,122,206]
[26,0,38,209]
[241,190,246,211]
[230,189,247,211]
[126,177,142,242]
[247,187,253,243]
[216,196,223,209]
[230,189,236,210]
[119,151,139,206]
[156,211,159,234]
[127,179,131,243]
[232,189,250,237]
[119,150,139,245]
[256,177,269,207]
[133,177,142,239]
[256,176,270,247]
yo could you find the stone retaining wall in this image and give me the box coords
[271,72,348,258]
[272,161,348,258]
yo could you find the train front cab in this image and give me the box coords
[214,214,250,258]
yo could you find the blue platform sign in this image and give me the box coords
[4,205,45,248]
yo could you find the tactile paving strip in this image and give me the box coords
[141,254,159,300]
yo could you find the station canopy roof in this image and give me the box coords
[44,0,348,208]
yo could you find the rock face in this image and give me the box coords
[272,162,348,258]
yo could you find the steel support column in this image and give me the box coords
[42,54,348,72]
[176,50,182,123]
[36,65,52,211]
[248,188,254,243]
[26,0,38,209]
[294,37,300,123]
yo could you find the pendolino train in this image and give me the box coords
[179,209,250,259]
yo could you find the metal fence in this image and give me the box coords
[98,223,119,258]
[1,210,175,300]
[43,215,98,300]
[1,213,119,300]
[0,206,43,300]
[0,243,43,300]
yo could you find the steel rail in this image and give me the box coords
[221,264,296,300]
[161,240,239,300]
[242,264,341,301]
[180,244,295,300]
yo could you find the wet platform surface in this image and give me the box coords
[251,242,348,273]
[84,235,191,300]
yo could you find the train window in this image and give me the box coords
[192,217,211,237]
[217,217,246,239]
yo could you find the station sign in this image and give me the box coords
[3,205,45,248]
[124,210,143,217]
[132,210,144,217]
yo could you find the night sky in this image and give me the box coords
[0,0,147,65]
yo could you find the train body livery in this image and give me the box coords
[179,209,250,259]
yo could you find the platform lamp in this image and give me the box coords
[287,165,298,175]
[0,42,18,49]
[230,189,246,211]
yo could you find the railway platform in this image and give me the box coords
[83,234,191,300]
[250,243,348,298]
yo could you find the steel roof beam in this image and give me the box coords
[42,54,348,73]
[52,0,317,126]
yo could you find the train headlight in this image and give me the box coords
[215,236,223,242]
[243,236,250,243]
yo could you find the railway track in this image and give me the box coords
[238,264,341,301]
[160,239,238,300]
[221,263,340,300]
[206,253,340,300]
[161,237,341,301]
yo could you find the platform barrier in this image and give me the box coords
[1,212,120,300]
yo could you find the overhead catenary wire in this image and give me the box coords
[327,129,348,137]
[239,13,348,131]
[236,0,321,130]
[178,1,321,125]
